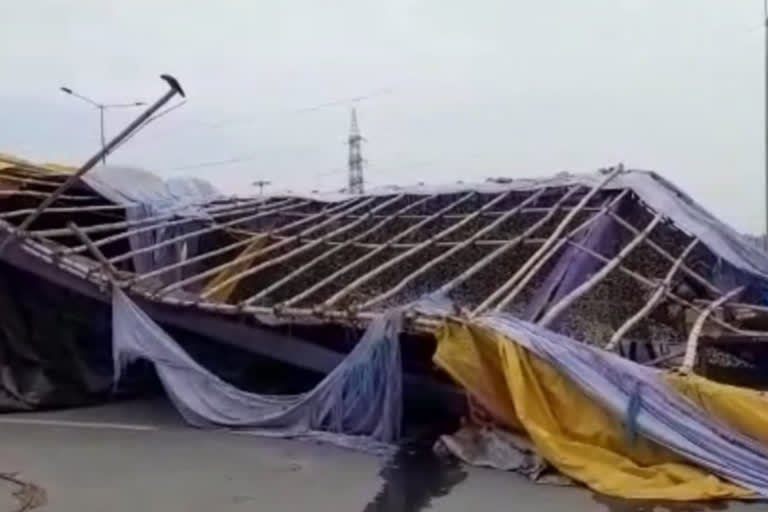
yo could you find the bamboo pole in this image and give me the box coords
[68,222,121,285]
[679,287,744,374]
[242,195,435,305]
[358,189,548,310]
[475,167,623,314]
[30,196,288,239]
[277,205,605,221]
[434,187,584,297]
[6,224,109,284]
[0,172,66,188]
[0,156,72,178]
[279,192,477,308]
[645,348,685,367]
[608,211,722,296]
[472,194,622,316]
[56,197,299,254]
[0,203,128,219]
[322,191,514,308]
[537,213,662,327]
[153,196,377,297]
[0,189,97,201]
[4,225,396,331]
[128,198,362,288]
[475,191,628,316]
[133,227,514,290]
[699,300,768,315]
[560,239,767,338]
[220,234,547,250]
[201,194,404,301]
[605,238,699,351]
[12,213,758,339]
[107,198,317,266]
[20,218,768,339]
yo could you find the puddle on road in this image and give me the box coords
[593,494,730,512]
[362,444,467,512]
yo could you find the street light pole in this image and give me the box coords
[59,87,145,164]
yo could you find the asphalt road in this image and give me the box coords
[0,398,764,512]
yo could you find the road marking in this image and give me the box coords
[0,418,158,431]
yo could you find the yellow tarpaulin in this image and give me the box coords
[667,373,768,447]
[434,320,752,500]
[202,235,267,303]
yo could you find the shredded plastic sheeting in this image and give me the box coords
[435,425,560,482]
[112,288,402,453]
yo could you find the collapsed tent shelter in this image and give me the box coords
[4,161,767,366]
[4,155,768,498]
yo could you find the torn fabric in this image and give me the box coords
[434,425,571,485]
[112,288,402,453]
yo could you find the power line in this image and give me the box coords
[109,100,188,154]
[125,87,394,174]
[201,87,394,130]
[161,143,325,172]
[294,87,394,114]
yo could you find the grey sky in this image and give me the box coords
[0,0,764,232]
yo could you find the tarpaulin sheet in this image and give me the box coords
[84,166,222,280]
[472,313,768,499]
[434,319,752,500]
[202,235,267,302]
[112,288,402,453]
[666,374,768,447]
[0,264,114,411]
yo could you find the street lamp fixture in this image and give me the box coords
[60,86,146,164]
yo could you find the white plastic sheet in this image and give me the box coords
[84,167,221,279]
[112,288,402,453]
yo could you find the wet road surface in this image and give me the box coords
[0,398,765,512]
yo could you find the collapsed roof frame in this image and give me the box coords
[2,163,768,374]
[0,158,768,378]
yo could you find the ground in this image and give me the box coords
[0,398,764,512]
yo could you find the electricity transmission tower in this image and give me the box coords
[348,108,365,194]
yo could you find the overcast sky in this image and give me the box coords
[0,1,765,232]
